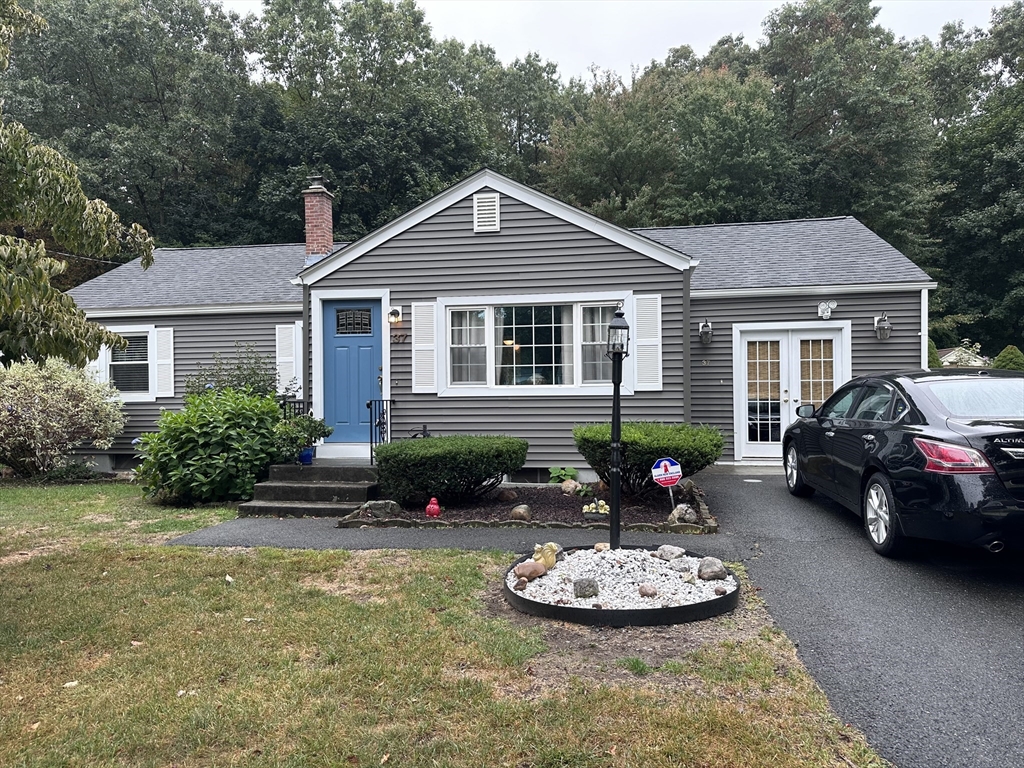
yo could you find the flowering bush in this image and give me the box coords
[0,359,125,476]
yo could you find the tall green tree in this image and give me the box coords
[760,0,936,258]
[926,2,1024,351]
[2,0,257,246]
[0,0,153,366]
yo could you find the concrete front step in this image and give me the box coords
[268,464,378,483]
[252,480,377,503]
[237,499,363,518]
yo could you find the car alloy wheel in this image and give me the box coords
[784,443,813,497]
[863,474,903,556]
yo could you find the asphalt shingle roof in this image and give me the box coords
[69,216,932,311]
[633,216,933,291]
[69,243,346,311]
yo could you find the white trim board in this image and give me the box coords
[294,169,698,286]
[692,282,936,299]
[310,288,392,424]
[85,303,301,319]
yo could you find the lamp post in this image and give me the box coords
[606,306,630,550]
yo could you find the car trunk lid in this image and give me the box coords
[947,419,1024,501]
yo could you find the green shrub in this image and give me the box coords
[0,359,125,477]
[927,338,942,369]
[183,342,283,397]
[374,435,529,505]
[135,389,290,504]
[991,345,1024,371]
[573,421,724,499]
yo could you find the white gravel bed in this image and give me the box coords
[506,547,737,610]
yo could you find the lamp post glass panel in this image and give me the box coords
[606,307,630,549]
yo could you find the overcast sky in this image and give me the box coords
[223,0,1010,81]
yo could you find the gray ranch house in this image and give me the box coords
[70,169,935,475]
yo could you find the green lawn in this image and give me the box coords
[0,482,890,767]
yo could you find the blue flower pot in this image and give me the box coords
[298,446,314,465]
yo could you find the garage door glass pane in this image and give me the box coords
[747,340,781,443]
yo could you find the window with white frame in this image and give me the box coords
[445,302,617,388]
[88,325,174,402]
[411,293,662,396]
[109,334,150,392]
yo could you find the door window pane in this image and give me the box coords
[850,384,894,421]
[747,340,781,443]
[336,309,371,335]
[800,339,835,408]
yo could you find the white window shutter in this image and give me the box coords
[633,294,662,391]
[412,302,438,393]
[85,347,107,383]
[276,323,297,395]
[294,321,304,398]
[155,328,175,397]
[473,192,500,232]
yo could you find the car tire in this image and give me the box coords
[784,442,814,497]
[863,473,904,557]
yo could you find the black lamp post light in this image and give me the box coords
[606,305,630,550]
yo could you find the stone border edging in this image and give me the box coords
[335,514,718,534]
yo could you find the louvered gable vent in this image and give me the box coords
[473,192,500,232]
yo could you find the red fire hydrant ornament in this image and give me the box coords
[425,497,441,518]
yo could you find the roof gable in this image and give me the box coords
[295,169,697,286]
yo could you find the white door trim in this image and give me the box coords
[311,288,391,459]
[731,320,851,462]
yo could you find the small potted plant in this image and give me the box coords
[290,412,333,465]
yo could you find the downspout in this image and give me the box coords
[303,282,312,411]
[682,268,692,424]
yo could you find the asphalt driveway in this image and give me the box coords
[170,466,1024,768]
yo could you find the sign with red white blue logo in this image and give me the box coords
[651,457,682,487]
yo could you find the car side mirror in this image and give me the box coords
[796,404,816,418]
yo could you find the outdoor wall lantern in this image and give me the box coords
[874,313,893,341]
[387,307,402,324]
[817,299,837,320]
[698,319,713,345]
[605,305,630,550]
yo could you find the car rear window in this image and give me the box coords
[923,379,1024,419]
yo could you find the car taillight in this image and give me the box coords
[913,437,994,474]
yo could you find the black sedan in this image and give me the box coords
[783,369,1024,556]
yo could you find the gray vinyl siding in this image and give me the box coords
[85,309,301,458]
[312,190,689,469]
[690,290,924,460]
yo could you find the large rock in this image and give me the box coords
[638,583,658,597]
[654,544,687,560]
[697,556,728,581]
[510,504,531,522]
[574,577,599,598]
[561,479,581,495]
[359,500,402,518]
[668,503,699,525]
[513,560,547,581]
[498,489,519,502]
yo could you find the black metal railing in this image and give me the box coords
[366,399,392,464]
[278,399,310,419]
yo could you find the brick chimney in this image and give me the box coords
[302,175,334,256]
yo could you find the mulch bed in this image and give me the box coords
[413,484,677,526]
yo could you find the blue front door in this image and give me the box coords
[323,300,382,443]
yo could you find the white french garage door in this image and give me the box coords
[734,325,847,460]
